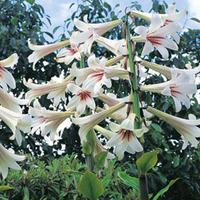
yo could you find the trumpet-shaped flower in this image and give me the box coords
[70,18,122,54]
[0,106,31,145]
[0,144,25,179]
[29,101,75,141]
[28,39,70,68]
[134,14,179,59]
[70,55,128,92]
[95,35,127,56]
[147,107,200,149]
[72,102,125,143]
[141,71,197,112]
[141,60,200,80]
[131,4,185,43]
[106,113,143,160]
[0,88,28,113]
[0,53,18,90]
[79,55,128,93]
[67,83,96,115]
[56,43,81,65]
[24,74,72,106]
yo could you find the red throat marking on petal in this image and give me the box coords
[119,129,133,142]
[170,84,181,97]
[146,35,165,45]
[90,70,104,81]
[77,90,91,101]
[164,19,173,26]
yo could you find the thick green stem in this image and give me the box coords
[80,55,85,68]
[139,175,149,200]
[126,15,149,200]
[125,17,141,129]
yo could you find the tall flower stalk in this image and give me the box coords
[126,14,149,200]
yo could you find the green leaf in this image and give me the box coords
[25,0,35,4]
[0,185,14,191]
[95,151,108,169]
[152,178,179,200]
[118,171,139,191]
[78,172,104,200]
[190,17,200,23]
[102,174,111,188]
[23,187,30,200]
[151,123,163,132]
[136,150,159,175]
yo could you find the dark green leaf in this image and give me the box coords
[95,151,108,169]
[118,171,139,191]
[152,178,179,200]
[78,172,104,200]
[136,150,159,175]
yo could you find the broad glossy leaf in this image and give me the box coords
[136,150,159,175]
[78,172,104,200]
[118,171,139,191]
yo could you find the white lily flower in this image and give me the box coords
[95,35,127,56]
[56,43,81,65]
[72,102,125,143]
[141,60,200,80]
[0,144,25,179]
[0,106,31,145]
[134,14,179,59]
[147,106,200,149]
[0,53,18,90]
[70,18,122,54]
[67,83,96,115]
[24,74,73,106]
[141,71,197,112]
[28,39,70,68]
[29,100,75,141]
[131,4,185,43]
[0,88,28,113]
[70,55,128,92]
[106,113,143,160]
[81,55,128,93]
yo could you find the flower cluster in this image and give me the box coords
[1,4,200,179]
[0,54,30,179]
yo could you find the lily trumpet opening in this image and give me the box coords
[28,39,70,68]
[29,100,75,141]
[134,14,179,59]
[106,113,144,160]
[70,18,122,55]
[0,144,25,179]
[55,43,81,65]
[0,53,18,90]
[67,83,96,115]
[140,71,197,112]
[71,102,126,143]
[131,4,186,38]
[147,106,200,149]
[71,55,128,93]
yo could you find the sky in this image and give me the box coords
[36,0,200,39]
